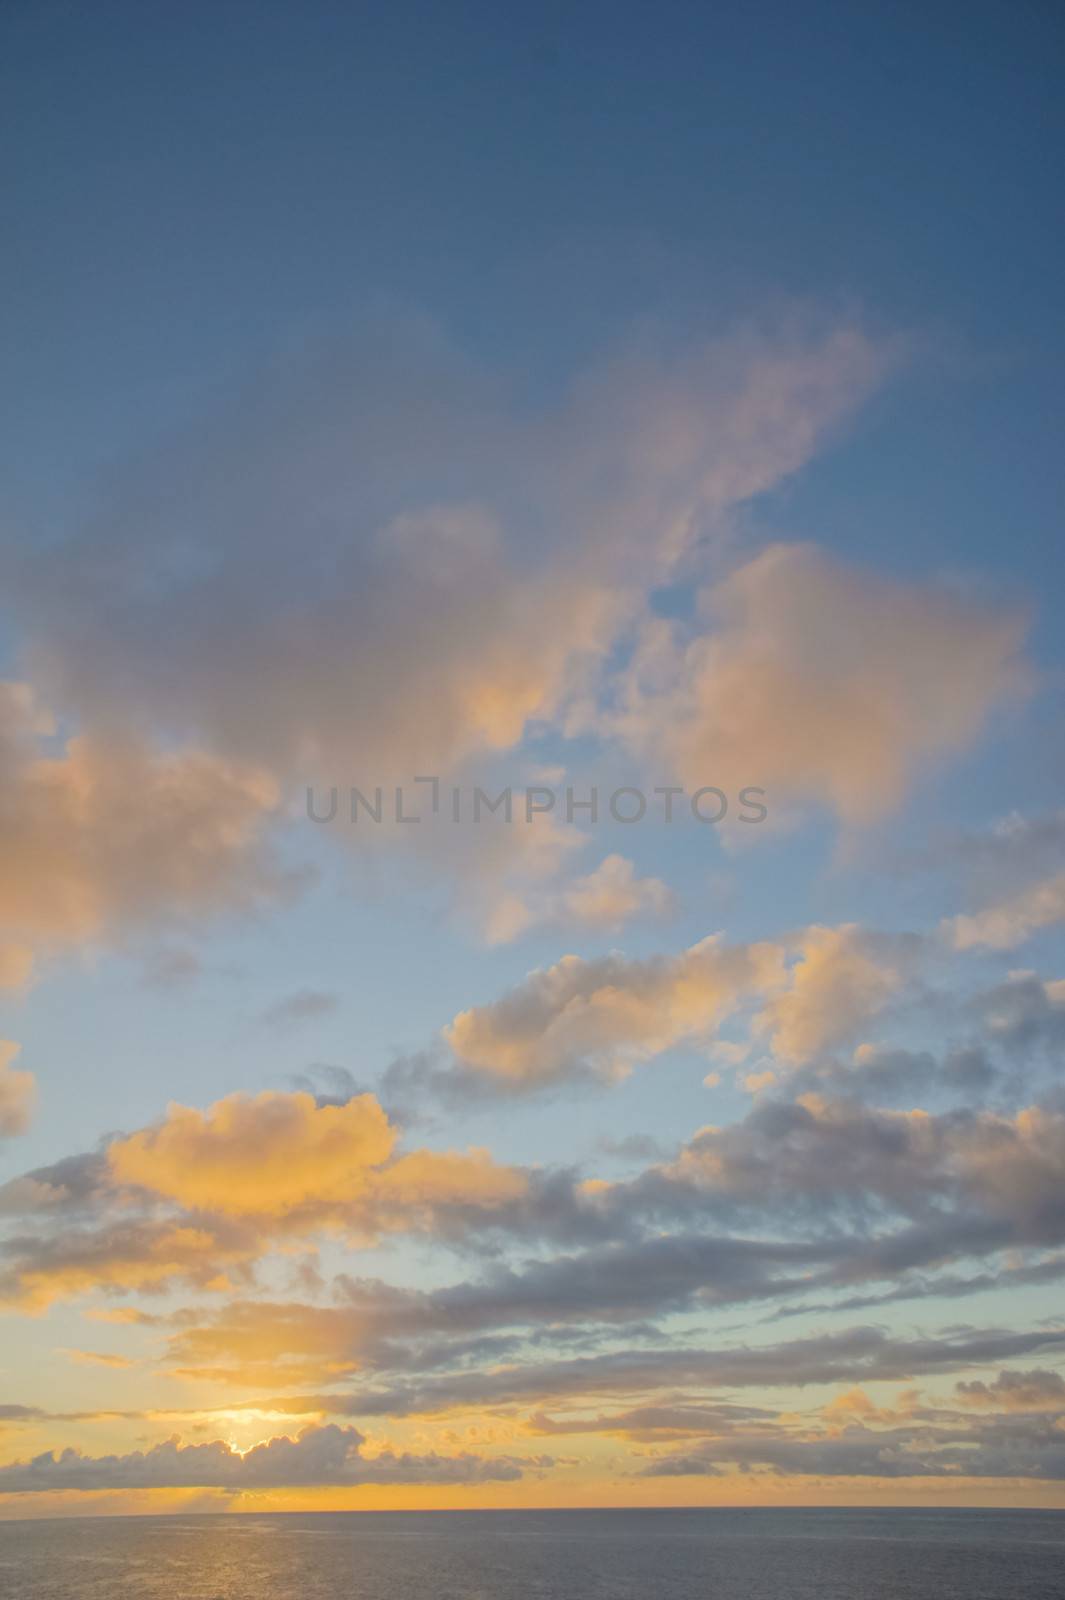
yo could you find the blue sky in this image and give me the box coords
[1,0,1065,1514]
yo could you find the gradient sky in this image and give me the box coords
[1,0,1065,1518]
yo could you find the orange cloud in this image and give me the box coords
[0,945,33,992]
[444,936,786,1087]
[755,924,912,1066]
[614,543,1027,824]
[0,1042,34,1138]
[108,1089,528,1234]
[0,682,283,973]
[59,1349,137,1370]
[7,1223,246,1314]
[109,1092,396,1219]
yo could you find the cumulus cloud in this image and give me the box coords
[632,1368,1065,1483]
[956,1369,1065,1411]
[0,1042,34,1138]
[443,935,786,1088]
[0,682,285,974]
[0,1423,530,1493]
[612,543,1027,824]
[107,1092,399,1219]
[648,1095,1065,1239]
[6,1067,1065,1320]
[0,1090,530,1309]
[754,924,920,1065]
[436,920,932,1091]
[971,970,1065,1055]
[107,1089,527,1231]
[143,1081,1065,1391]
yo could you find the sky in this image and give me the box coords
[1,0,1065,1518]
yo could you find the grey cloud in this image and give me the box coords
[0,1423,533,1494]
[258,989,340,1029]
[289,1064,375,1108]
[795,1044,998,1103]
[184,1322,1065,1420]
[3,1084,1064,1322]
[932,811,1065,953]
[971,971,1065,1056]
[642,1414,1065,1480]
[525,1401,774,1441]
[956,1368,1065,1410]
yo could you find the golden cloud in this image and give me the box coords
[108,1089,528,1232]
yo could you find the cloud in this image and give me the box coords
[820,1042,996,1102]
[107,1090,528,1236]
[956,1369,1065,1411]
[151,1099,1065,1387]
[640,1413,1065,1480]
[3,318,895,950]
[486,854,675,944]
[59,1349,136,1370]
[946,870,1065,951]
[524,1400,773,1442]
[0,1043,34,1137]
[971,970,1065,1055]
[0,682,286,973]
[0,1218,251,1313]
[435,919,930,1091]
[612,543,1028,824]
[0,1090,530,1309]
[6,1063,1065,1320]
[257,990,340,1028]
[921,809,1065,956]
[754,924,919,1066]
[15,319,887,783]
[218,1323,1065,1420]
[0,945,33,992]
[138,946,206,989]
[0,1423,531,1493]
[647,1095,1065,1240]
[108,1092,398,1219]
[443,935,786,1089]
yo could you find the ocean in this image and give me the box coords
[0,1507,1063,1598]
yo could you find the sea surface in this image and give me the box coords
[1,1507,1063,1599]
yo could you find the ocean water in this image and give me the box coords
[1,1507,1063,1599]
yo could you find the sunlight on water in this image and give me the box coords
[2,1509,1064,1600]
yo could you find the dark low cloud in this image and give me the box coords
[642,1414,1065,1480]
[956,1368,1065,1411]
[0,1423,537,1494]
[639,1373,1065,1482]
